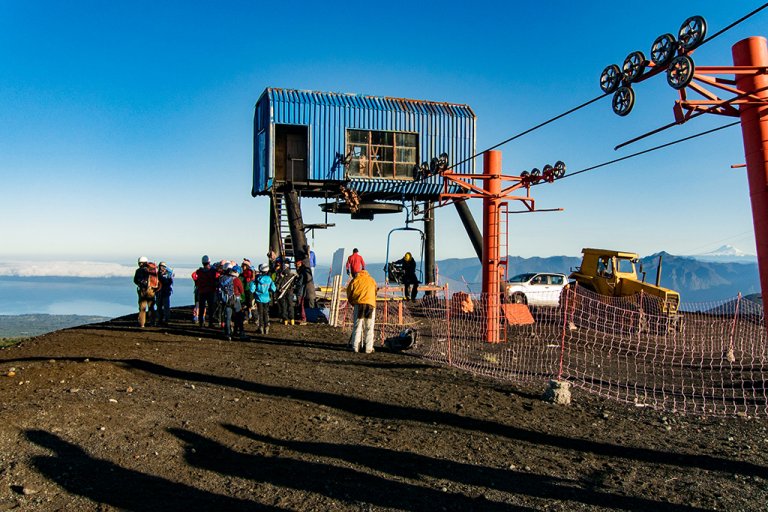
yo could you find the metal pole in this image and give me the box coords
[424,200,436,287]
[483,150,502,343]
[732,37,768,330]
[453,200,483,261]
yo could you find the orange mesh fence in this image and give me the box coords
[412,286,768,418]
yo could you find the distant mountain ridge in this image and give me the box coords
[427,252,759,302]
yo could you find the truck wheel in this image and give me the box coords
[511,292,527,305]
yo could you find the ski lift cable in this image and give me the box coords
[544,120,741,183]
[351,6,766,203]
[699,3,768,46]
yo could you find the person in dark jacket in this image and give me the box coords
[395,252,419,301]
[275,259,297,325]
[156,262,174,326]
[195,255,218,328]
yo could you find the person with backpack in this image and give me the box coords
[156,262,174,326]
[195,255,218,328]
[254,263,277,335]
[133,256,160,328]
[217,265,244,341]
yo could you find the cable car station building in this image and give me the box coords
[252,87,477,284]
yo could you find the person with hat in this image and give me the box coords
[254,263,277,335]
[275,258,297,325]
[133,256,157,328]
[217,265,244,341]
[156,262,174,326]
[195,255,218,328]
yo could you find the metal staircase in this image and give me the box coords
[271,193,296,261]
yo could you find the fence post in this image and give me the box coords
[445,284,452,366]
[558,286,569,380]
[726,293,741,363]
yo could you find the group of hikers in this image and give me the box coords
[133,246,420,351]
[134,251,316,341]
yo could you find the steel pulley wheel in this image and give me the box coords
[542,164,554,181]
[678,15,707,51]
[553,161,566,179]
[600,64,622,94]
[530,168,541,181]
[612,86,635,117]
[666,55,695,90]
[520,170,530,179]
[622,51,646,83]
[650,33,676,66]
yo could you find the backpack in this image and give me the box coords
[217,276,235,306]
[147,262,160,290]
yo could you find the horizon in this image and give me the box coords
[0,245,757,279]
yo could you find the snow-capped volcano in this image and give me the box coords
[692,245,756,263]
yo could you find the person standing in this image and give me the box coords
[254,263,277,335]
[395,252,420,301]
[217,266,244,341]
[133,256,157,328]
[346,269,377,353]
[275,259,297,325]
[241,259,256,324]
[308,246,317,277]
[345,248,366,277]
[196,255,218,328]
[156,262,174,326]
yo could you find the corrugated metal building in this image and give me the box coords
[252,88,476,200]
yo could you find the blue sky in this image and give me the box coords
[1,1,765,267]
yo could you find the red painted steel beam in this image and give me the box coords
[482,151,502,343]
[732,37,768,328]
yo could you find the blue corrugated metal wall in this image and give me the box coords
[252,88,477,197]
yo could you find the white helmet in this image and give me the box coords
[138,256,148,265]
[258,263,269,272]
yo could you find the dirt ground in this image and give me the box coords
[1,307,767,511]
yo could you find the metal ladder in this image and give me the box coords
[271,193,296,261]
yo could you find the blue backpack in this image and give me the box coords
[217,276,235,306]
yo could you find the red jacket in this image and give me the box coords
[233,277,244,296]
[242,267,255,284]
[345,253,366,275]
[195,266,219,294]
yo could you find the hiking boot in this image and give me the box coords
[264,325,270,335]
[290,319,295,326]
[284,320,289,325]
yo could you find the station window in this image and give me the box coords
[346,129,418,179]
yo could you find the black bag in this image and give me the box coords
[384,328,418,351]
